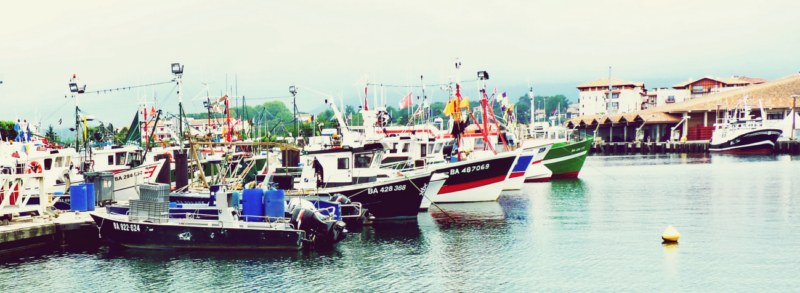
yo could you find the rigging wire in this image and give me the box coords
[366,79,478,88]
[80,80,175,95]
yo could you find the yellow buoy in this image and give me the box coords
[662,225,680,243]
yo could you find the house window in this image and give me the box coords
[767,112,784,120]
[337,157,349,169]
[691,85,705,94]
[666,96,675,103]
[611,93,619,99]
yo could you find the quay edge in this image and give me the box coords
[589,140,800,155]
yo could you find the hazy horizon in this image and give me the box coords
[2,0,799,130]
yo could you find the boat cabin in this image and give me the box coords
[294,143,385,189]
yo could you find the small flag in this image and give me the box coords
[399,92,413,109]
[347,113,353,121]
[364,86,369,111]
[58,118,62,125]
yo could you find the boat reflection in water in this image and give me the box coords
[428,201,506,229]
[355,220,423,245]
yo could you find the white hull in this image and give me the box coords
[109,161,164,201]
[429,151,518,203]
[503,176,526,191]
[429,179,507,203]
[419,173,447,210]
[525,164,553,182]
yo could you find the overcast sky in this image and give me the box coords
[1,0,799,129]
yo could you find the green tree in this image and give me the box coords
[114,126,129,144]
[0,120,18,141]
[45,125,59,143]
[430,102,446,120]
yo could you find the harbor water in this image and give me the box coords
[1,154,799,291]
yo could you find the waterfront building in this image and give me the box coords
[188,118,250,138]
[672,76,766,99]
[566,104,580,119]
[567,73,800,143]
[577,78,646,116]
[650,88,691,108]
[140,120,177,144]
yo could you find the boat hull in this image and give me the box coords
[419,173,448,211]
[710,129,782,155]
[295,173,432,220]
[521,143,554,184]
[109,161,164,201]
[91,213,305,251]
[430,152,517,203]
[543,138,591,180]
[503,151,533,191]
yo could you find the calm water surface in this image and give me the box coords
[2,154,799,292]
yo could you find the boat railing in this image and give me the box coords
[130,211,295,229]
[274,167,303,177]
[0,174,48,218]
[339,202,364,219]
[380,161,412,171]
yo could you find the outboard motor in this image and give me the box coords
[290,208,346,247]
[330,194,351,205]
[287,198,315,215]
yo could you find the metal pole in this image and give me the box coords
[206,96,212,137]
[608,66,612,114]
[178,77,183,146]
[792,95,798,140]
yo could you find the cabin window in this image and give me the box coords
[108,155,114,165]
[55,157,63,167]
[44,158,52,171]
[116,152,128,165]
[337,158,349,169]
[354,153,374,168]
[433,143,442,154]
[420,145,427,158]
[402,143,409,152]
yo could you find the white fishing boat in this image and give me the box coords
[710,97,782,155]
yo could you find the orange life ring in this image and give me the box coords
[163,152,173,162]
[27,161,43,173]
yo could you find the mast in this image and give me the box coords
[421,75,427,124]
[529,85,534,125]
[68,74,86,158]
[289,85,298,139]
[171,63,185,148]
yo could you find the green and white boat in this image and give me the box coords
[542,138,592,179]
[526,123,592,180]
